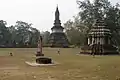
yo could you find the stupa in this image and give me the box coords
[49,6,69,48]
[81,19,119,55]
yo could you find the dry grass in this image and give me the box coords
[0,48,120,80]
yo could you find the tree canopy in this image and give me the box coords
[64,0,120,47]
[0,20,41,48]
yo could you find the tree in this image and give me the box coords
[14,21,30,47]
[0,20,10,46]
[105,5,120,47]
[76,0,120,47]
[29,27,40,47]
[41,31,50,44]
[8,25,17,47]
[77,0,111,29]
[12,21,40,47]
[64,0,120,47]
[64,18,88,46]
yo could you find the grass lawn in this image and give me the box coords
[0,48,120,80]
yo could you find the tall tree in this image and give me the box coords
[76,0,120,47]
[64,0,120,47]
[77,0,111,29]
[64,18,88,46]
[41,31,50,44]
[0,20,10,46]
[8,25,17,47]
[29,27,40,46]
[13,21,40,47]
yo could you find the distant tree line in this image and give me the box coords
[64,0,120,48]
[0,20,49,48]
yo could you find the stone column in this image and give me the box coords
[36,36,44,56]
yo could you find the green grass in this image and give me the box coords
[0,48,120,80]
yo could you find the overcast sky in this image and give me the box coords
[0,0,120,32]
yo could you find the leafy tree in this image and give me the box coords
[76,0,111,29]
[11,21,40,47]
[29,27,40,46]
[8,25,17,47]
[0,20,41,47]
[64,18,88,46]
[64,0,120,47]
[76,0,120,46]
[41,31,50,44]
[0,20,10,46]
[14,21,31,46]
[105,5,120,47]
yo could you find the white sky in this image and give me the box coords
[0,0,119,32]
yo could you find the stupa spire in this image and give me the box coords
[55,5,60,20]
